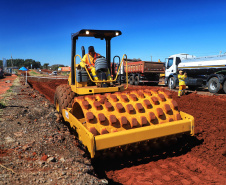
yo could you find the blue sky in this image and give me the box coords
[1,0,226,67]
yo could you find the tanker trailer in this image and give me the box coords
[165,53,226,93]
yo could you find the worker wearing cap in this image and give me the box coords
[178,70,187,97]
[80,46,112,83]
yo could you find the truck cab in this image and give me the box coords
[165,53,195,88]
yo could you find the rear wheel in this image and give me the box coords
[223,80,226,94]
[134,76,140,85]
[208,77,222,93]
[54,84,76,114]
[129,76,135,85]
[168,77,176,89]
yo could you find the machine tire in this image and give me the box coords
[54,84,76,113]
[168,77,176,89]
[208,77,222,93]
[129,76,135,85]
[223,80,226,94]
[134,76,140,85]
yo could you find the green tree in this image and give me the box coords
[43,63,49,69]
[0,58,42,69]
[51,64,65,71]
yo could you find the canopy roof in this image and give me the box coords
[71,29,122,40]
[19,67,28,71]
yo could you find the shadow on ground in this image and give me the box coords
[91,135,203,185]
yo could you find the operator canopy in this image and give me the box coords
[71,29,122,40]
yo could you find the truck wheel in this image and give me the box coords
[54,84,76,113]
[223,81,226,94]
[134,76,139,85]
[117,74,125,84]
[208,77,222,93]
[129,76,135,85]
[168,77,176,89]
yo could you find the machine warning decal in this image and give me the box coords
[65,111,69,119]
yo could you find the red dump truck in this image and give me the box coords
[115,59,165,85]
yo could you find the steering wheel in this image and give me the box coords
[94,55,108,72]
[93,55,105,61]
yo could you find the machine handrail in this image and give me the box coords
[113,54,128,89]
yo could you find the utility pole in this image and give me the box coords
[11,55,13,73]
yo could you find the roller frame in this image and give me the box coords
[70,84,124,95]
[62,109,194,158]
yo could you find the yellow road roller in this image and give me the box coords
[54,29,194,158]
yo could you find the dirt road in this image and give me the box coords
[27,78,226,185]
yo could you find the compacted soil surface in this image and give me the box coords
[0,76,225,185]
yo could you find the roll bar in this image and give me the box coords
[70,29,122,85]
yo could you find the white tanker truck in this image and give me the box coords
[165,53,226,94]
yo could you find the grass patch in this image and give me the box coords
[0,108,3,121]
[0,102,6,108]
[29,71,41,76]
[6,89,13,93]
[0,77,20,121]
[29,71,38,75]
[29,70,46,76]
[0,77,20,107]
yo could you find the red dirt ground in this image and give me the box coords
[28,79,226,185]
[0,75,17,99]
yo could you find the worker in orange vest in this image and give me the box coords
[80,46,112,85]
[178,70,187,97]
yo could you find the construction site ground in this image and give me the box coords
[0,75,225,185]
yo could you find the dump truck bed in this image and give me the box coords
[126,61,165,74]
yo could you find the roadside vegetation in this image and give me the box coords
[0,78,20,108]
[29,70,46,76]
[0,58,68,71]
[0,80,17,121]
